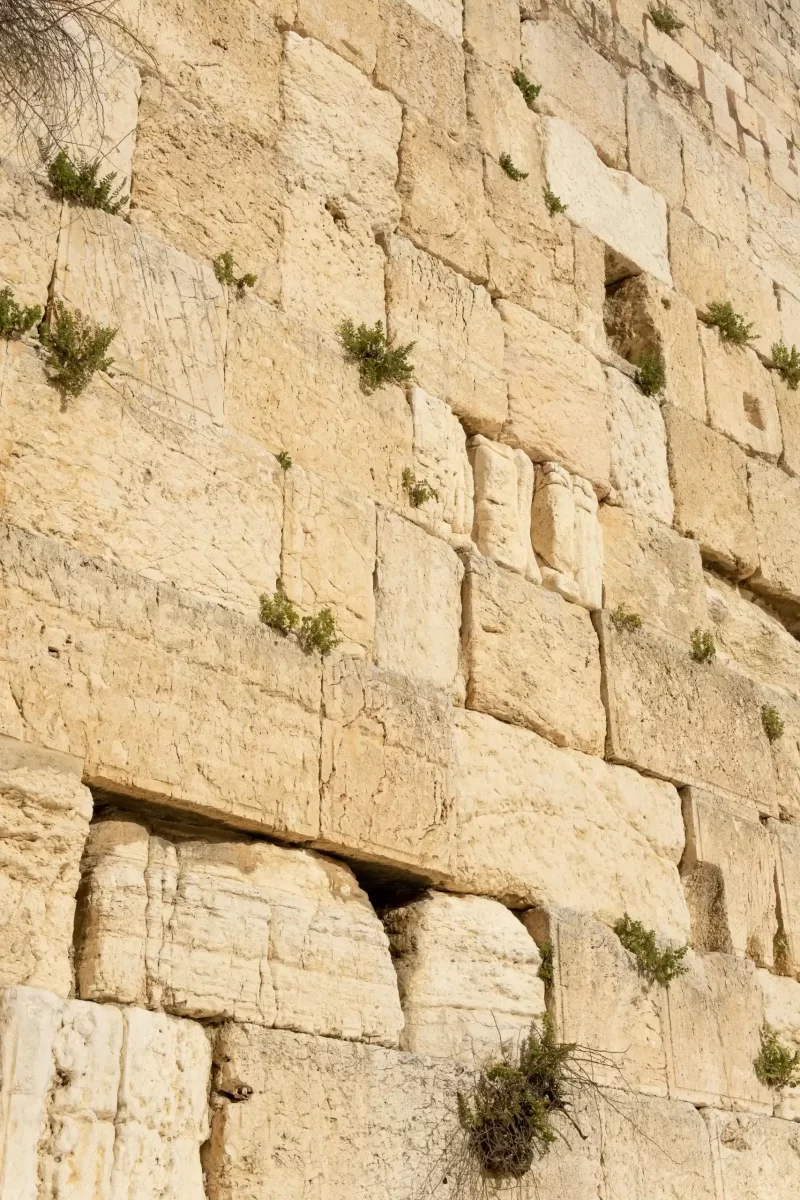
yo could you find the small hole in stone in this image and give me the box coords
[661,297,671,310]
[743,392,765,430]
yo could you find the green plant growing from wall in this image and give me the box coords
[636,349,666,397]
[762,704,785,742]
[705,300,756,346]
[276,451,293,471]
[614,914,688,986]
[754,1025,800,1089]
[338,319,414,392]
[47,148,127,213]
[259,590,300,636]
[499,152,528,181]
[298,608,340,655]
[40,301,116,398]
[647,2,684,34]
[690,628,716,664]
[0,286,42,339]
[213,250,257,295]
[511,68,541,108]
[543,186,567,215]
[537,942,553,985]
[402,467,439,509]
[611,605,643,632]
[772,341,800,390]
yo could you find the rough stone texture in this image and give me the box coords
[746,183,800,304]
[468,436,539,581]
[384,890,545,1062]
[747,457,800,606]
[75,817,403,1045]
[0,157,62,312]
[771,819,800,980]
[626,71,686,209]
[602,1089,717,1200]
[531,462,604,609]
[763,689,800,824]
[663,404,759,579]
[683,132,749,250]
[294,0,380,72]
[705,571,800,696]
[606,367,674,525]
[404,389,474,547]
[700,326,782,459]
[704,1109,800,1195]
[452,710,689,941]
[599,614,777,815]
[775,376,800,479]
[600,508,709,643]
[498,300,611,494]
[375,0,466,137]
[464,0,520,69]
[0,986,62,1200]
[756,969,800,1117]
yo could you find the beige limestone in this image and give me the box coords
[466,54,541,173]
[626,72,685,209]
[775,376,800,478]
[704,1109,800,1195]
[599,614,777,814]
[757,969,800,1117]
[400,0,461,38]
[600,1090,717,1200]
[385,235,507,436]
[531,463,604,609]
[683,131,749,250]
[294,0,380,72]
[469,436,539,581]
[700,326,782,459]
[704,572,800,696]
[462,554,606,754]
[600,508,709,643]
[663,404,759,578]
[498,300,611,493]
[747,182,800,302]
[384,891,545,1062]
[771,819,800,978]
[405,389,474,547]
[375,0,466,137]
[606,367,674,525]
[452,710,690,940]
[763,689,800,823]
[0,986,62,1200]
[464,0,520,70]
[0,157,61,313]
[747,457,800,606]
[374,509,463,692]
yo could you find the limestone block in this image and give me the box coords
[763,690,800,824]
[772,820,800,979]
[705,572,800,697]
[600,1090,717,1200]
[626,72,685,209]
[747,457,800,606]
[607,368,674,525]
[683,131,749,250]
[663,404,758,578]
[747,183,800,303]
[600,508,708,643]
[0,524,323,838]
[401,0,461,37]
[397,108,487,282]
[225,301,412,508]
[385,236,507,436]
[384,891,545,1062]
[281,466,376,653]
[498,300,612,494]
[374,510,463,692]
[0,342,283,615]
[468,436,539,579]
[704,1110,800,1197]
[452,710,690,941]
[0,986,61,1200]
[279,32,401,234]
[525,907,669,1096]
[543,117,672,286]
[599,614,777,814]
[465,54,539,175]
[522,13,626,168]
[294,0,380,72]
[682,787,776,963]
[531,462,604,609]
[464,0,520,68]
[405,389,474,546]
[775,375,800,478]
[0,744,92,998]
[70,36,141,193]
[55,209,227,425]
[604,273,706,422]
[700,326,781,459]
[375,0,466,137]
[0,157,62,311]
[663,951,771,1111]
[463,554,605,753]
[758,969,800,1118]
[319,657,455,879]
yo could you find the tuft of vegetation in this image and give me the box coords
[47,148,127,213]
[511,68,541,108]
[762,704,785,742]
[213,250,257,296]
[772,341,800,390]
[611,605,643,632]
[0,286,42,339]
[40,301,116,398]
[691,627,716,664]
[648,2,684,34]
[276,451,293,471]
[297,608,340,655]
[705,300,756,346]
[636,349,666,397]
[499,152,528,182]
[774,929,793,977]
[402,467,439,509]
[543,185,567,215]
[537,942,553,986]
[754,1025,800,1090]
[338,319,414,393]
[614,914,688,987]
[259,590,300,636]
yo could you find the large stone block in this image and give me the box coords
[404,389,474,547]
[0,157,62,312]
[384,891,545,1062]
[498,300,611,494]
[464,0,520,69]
[469,436,539,581]
[705,571,800,697]
[599,614,777,814]
[452,710,689,941]
[663,404,758,579]
[0,986,61,1200]
[599,1090,717,1200]
[704,1110,800,1195]
[762,689,800,824]
[606,367,674,525]
[682,131,749,250]
[776,375,800,478]
[462,554,606,754]
[747,183,800,303]
[772,819,800,979]
[757,969,800,1118]
[376,0,466,136]
[626,72,685,209]
[531,462,603,610]
[700,326,781,459]
[747,457,800,607]
[294,0,379,72]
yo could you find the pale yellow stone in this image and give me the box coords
[468,436,540,580]
[747,182,800,303]
[756,969,800,1117]
[763,689,800,823]
[375,0,466,137]
[606,367,674,525]
[295,0,380,73]
[0,158,62,312]
[405,389,474,546]
[0,986,62,1200]
[705,571,800,697]
[464,0,521,70]
[748,457,800,606]
[774,374,800,478]
[683,131,749,250]
[703,1110,800,1198]
[771,819,800,979]
[700,326,781,459]
[626,72,685,208]
[601,1090,717,1200]
[531,462,604,610]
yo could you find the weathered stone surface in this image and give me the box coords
[747,183,800,303]
[376,0,466,137]
[703,1110,800,1194]
[0,157,61,312]
[606,367,674,525]
[762,689,800,824]
[76,817,403,1045]
[386,235,507,436]
[771,819,800,980]
[600,1089,717,1199]
[498,300,611,493]
[600,615,777,814]
[663,404,759,578]
[462,554,606,754]
[626,71,685,209]
[705,572,800,696]
[405,389,474,547]
[683,131,749,250]
[384,891,545,1062]
[374,510,463,692]
[469,436,539,581]
[775,376,800,478]
[0,986,61,1200]
[757,969,800,1117]
[747,457,800,606]
[294,0,379,72]
[531,462,603,609]
[600,508,708,643]
[452,710,689,940]
[700,326,781,459]
[464,0,520,70]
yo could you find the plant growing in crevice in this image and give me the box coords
[614,914,688,986]
[774,928,793,977]
[704,300,756,346]
[691,627,716,664]
[762,704,785,742]
[47,148,127,213]
[636,348,666,397]
[402,467,439,509]
[647,2,684,34]
[259,589,300,636]
[543,185,567,215]
[611,605,643,632]
[499,152,528,181]
[297,608,340,655]
[537,942,553,985]
[0,286,42,339]
[772,340,800,390]
[338,319,414,393]
[276,450,292,471]
[754,1024,800,1090]
[512,68,541,108]
[40,301,116,398]
[213,250,257,295]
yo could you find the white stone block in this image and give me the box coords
[469,436,539,581]
[607,368,674,525]
[405,388,474,547]
[531,462,603,609]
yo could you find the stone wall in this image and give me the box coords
[3,0,800,1196]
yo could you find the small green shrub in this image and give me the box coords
[213,250,257,295]
[636,349,666,396]
[762,704,785,742]
[543,185,567,215]
[772,341,800,390]
[0,286,42,339]
[614,914,688,986]
[276,451,293,471]
[691,627,716,664]
[537,942,553,985]
[648,2,684,34]
[47,149,127,213]
[338,319,414,393]
[499,152,528,181]
[611,605,643,632]
[705,300,756,346]
[259,590,299,636]
[40,302,116,397]
[754,1025,800,1090]
[297,608,340,655]
[402,467,439,509]
[512,68,541,108]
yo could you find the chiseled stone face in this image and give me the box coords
[699,327,781,460]
[703,1110,800,1197]
[756,969,800,1118]
[404,388,474,548]
[771,818,800,979]
[469,436,539,580]
[606,368,674,526]
[531,462,604,610]
[748,457,800,607]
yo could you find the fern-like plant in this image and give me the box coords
[0,286,42,339]
[213,250,257,295]
[614,914,688,986]
[338,320,414,392]
[40,301,116,397]
[772,341,800,390]
[47,149,127,213]
[705,300,756,346]
[512,68,541,108]
[543,186,567,215]
[648,2,684,34]
[499,152,528,181]
[611,605,643,632]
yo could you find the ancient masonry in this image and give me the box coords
[7,0,800,1195]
